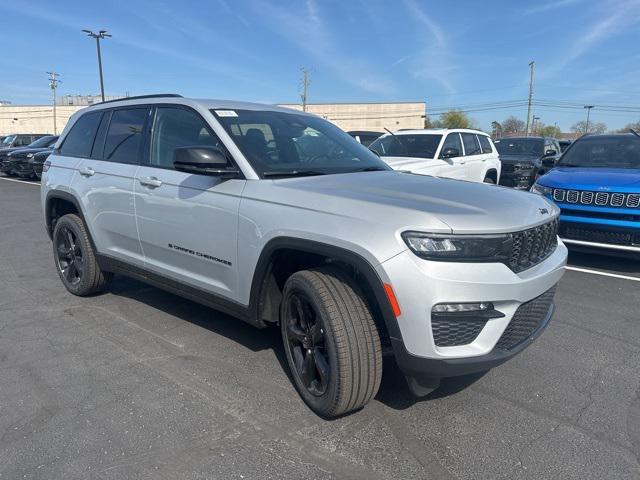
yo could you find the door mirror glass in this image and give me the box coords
[441,147,460,159]
[542,156,556,167]
[173,146,239,176]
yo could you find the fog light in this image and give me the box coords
[432,302,493,313]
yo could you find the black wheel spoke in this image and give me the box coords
[57,244,69,258]
[293,295,307,329]
[310,323,323,344]
[287,322,306,343]
[300,351,314,387]
[64,262,76,282]
[64,230,75,250]
[313,348,329,389]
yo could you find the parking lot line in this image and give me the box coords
[0,176,39,186]
[565,265,640,282]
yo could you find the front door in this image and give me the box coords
[437,132,467,179]
[134,106,245,301]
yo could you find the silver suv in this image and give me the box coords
[41,95,567,417]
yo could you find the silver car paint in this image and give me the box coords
[42,97,566,360]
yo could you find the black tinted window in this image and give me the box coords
[478,135,493,153]
[151,107,223,169]
[60,112,102,157]
[369,134,442,158]
[440,133,462,157]
[104,108,149,164]
[461,133,481,156]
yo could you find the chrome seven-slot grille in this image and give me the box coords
[553,188,640,208]
[509,218,559,273]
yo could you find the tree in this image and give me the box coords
[536,124,561,138]
[502,116,525,134]
[616,120,640,133]
[439,110,472,129]
[424,115,443,128]
[571,121,607,135]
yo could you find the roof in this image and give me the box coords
[381,128,490,136]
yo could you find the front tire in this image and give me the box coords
[281,267,382,417]
[52,213,112,296]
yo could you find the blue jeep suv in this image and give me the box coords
[531,133,640,254]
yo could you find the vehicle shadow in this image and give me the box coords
[107,275,484,411]
[567,250,640,274]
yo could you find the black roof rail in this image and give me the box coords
[89,94,183,107]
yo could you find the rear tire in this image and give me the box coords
[52,213,112,296]
[281,267,382,417]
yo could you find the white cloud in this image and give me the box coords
[524,0,583,15]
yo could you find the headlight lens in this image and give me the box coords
[531,183,553,196]
[402,232,512,262]
[27,153,34,158]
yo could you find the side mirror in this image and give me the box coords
[369,147,381,157]
[173,146,240,177]
[441,147,460,159]
[541,156,556,167]
[544,149,557,157]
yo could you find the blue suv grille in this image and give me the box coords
[553,188,640,208]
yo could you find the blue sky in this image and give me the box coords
[1,0,639,131]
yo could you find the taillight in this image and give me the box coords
[42,160,51,172]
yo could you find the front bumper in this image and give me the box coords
[498,167,537,189]
[377,240,566,389]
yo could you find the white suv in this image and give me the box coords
[369,128,501,183]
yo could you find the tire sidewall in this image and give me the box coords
[280,274,340,416]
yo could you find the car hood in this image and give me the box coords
[6,147,49,157]
[499,154,541,165]
[539,167,640,191]
[255,171,559,235]
[380,156,438,171]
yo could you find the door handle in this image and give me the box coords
[78,166,95,177]
[139,176,163,188]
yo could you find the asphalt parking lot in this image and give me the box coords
[1,176,639,480]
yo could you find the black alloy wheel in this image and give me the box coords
[283,290,330,396]
[55,226,84,286]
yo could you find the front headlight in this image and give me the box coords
[530,183,552,196]
[27,153,34,158]
[402,231,512,262]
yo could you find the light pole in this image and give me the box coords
[532,115,540,136]
[82,29,111,102]
[583,105,594,134]
[47,72,61,134]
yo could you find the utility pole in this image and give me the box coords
[300,67,311,112]
[525,61,535,136]
[584,105,594,134]
[83,29,111,102]
[47,72,61,135]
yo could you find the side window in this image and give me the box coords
[104,108,149,164]
[91,110,112,159]
[60,111,103,158]
[461,133,481,156]
[150,107,224,169]
[17,136,30,146]
[478,135,493,154]
[440,133,463,157]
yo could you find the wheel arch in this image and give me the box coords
[249,237,402,347]
[45,191,88,240]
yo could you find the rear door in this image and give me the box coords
[134,105,244,300]
[72,107,148,266]
[459,132,485,181]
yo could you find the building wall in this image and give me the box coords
[0,101,426,136]
[0,105,84,136]
[280,102,426,132]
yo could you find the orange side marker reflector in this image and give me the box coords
[383,283,401,317]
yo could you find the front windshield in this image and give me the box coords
[213,109,390,177]
[494,138,544,156]
[559,135,640,169]
[28,136,56,148]
[369,134,442,158]
[1,135,16,145]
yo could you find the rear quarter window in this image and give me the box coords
[60,111,103,158]
[478,135,493,154]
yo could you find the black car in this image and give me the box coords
[0,133,49,150]
[0,135,58,176]
[347,130,383,147]
[30,149,53,180]
[495,136,562,189]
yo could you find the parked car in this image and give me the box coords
[0,135,56,174]
[347,130,383,147]
[558,139,572,152]
[369,129,501,183]
[0,133,49,150]
[495,136,562,189]
[532,132,640,255]
[31,149,53,180]
[42,95,566,417]
[3,135,58,177]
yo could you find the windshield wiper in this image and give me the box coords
[352,166,388,172]
[263,170,328,178]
